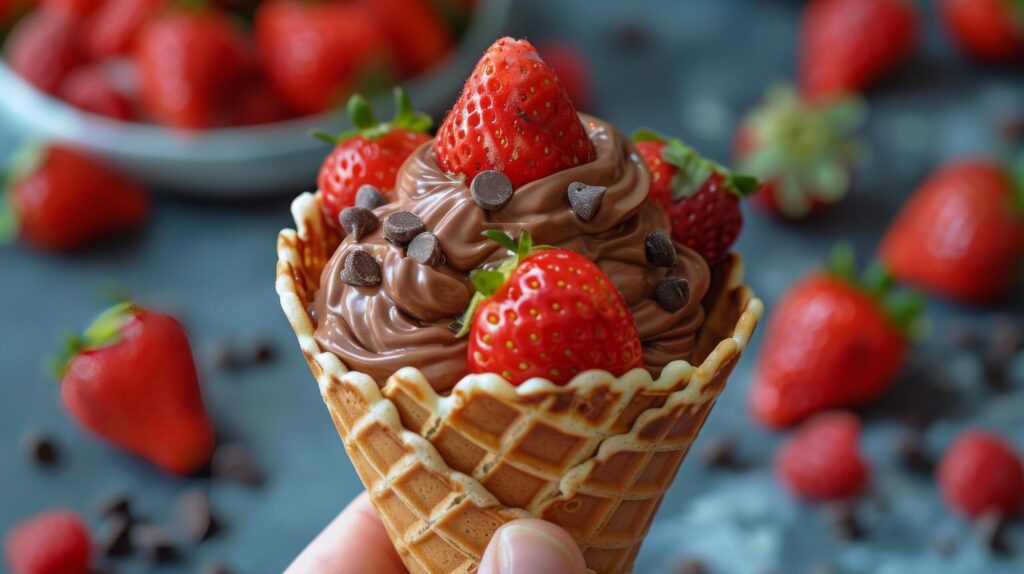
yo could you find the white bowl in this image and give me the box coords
[0,0,511,197]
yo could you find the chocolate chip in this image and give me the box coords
[212,443,264,487]
[702,437,747,470]
[21,429,59,467]
[407,232,444,266]
[897,432,933,474]
[983,319,1020,391]
[340,249,382,287]
[567,182,606,222]
[338,207,379,240]
[673,558,706,574]
[653,277,690,312]
[177,489,219,544]
[383,211,425,245]
[133,525,178,564]
[95,493,133,522]
[252,340,275,364]
[645,230,675,267]
[210,340,243,371]
[470,170,514,211]
[828,501,865,541]
[99,515,133,557]
[976,511,1012,556]
[355,184,387,210]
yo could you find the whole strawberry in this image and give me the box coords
[317,88,432,226]
[58,66,135,121]
[4,9,86,95]
[775,411,870,501]
[4,510,92,574]
[880,159,1023,303]
[2,145,150,252]
[633,129,757,265]
[940,0,1024,63]
[937,430,1024,518]
[135,8,251,129]
[734,86,865,220]
[57,302,215,475]
[800,0,918,99]
[464,231,642,385]
[435,37,596,189]
[255,0,389,116]
[750,246,923,427]
[359,0,452,76]
[84,0,167,59]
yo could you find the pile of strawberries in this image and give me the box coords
[1,0,465,128]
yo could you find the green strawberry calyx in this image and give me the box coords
[827,243,927,340]
[312,87,432,145]
[736,84,867,219]
[452,230,548,337]
[632,128,759,200]
[52,302,139,378]
[0,142,48,245]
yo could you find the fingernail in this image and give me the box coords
[483,522,584,574]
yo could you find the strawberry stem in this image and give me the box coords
[51,302,138,378]
[451,230,543,337]
[312,87,432,145]
[827,244,926,340]
[632,128,758,199]
[1009,154,1024,215]
[0,143,47,245]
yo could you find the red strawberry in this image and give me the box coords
[230,75,292,126]
[800,0,918,99]
[84,0,167,59]
[734,86,865,220]
[58,66,134,121]
[940,0,1024,64]
[317,88,432,225]
[4,9,86,95]
[4,510,92,574]
[58,302,215,475]
[360,0,452,76]
[880,159,1024,304]
[434,37,596,189]
[464,231,642,385]
[775,411,870,501]
[255,0,390,116]
[2,145,150,252]
[135,9,251,129]
[750,247,923,427]
[42,0,102,19]
[937,430,1024,518]
[633,129,758,264]
[539,42,593,111]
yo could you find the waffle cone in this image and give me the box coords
[277,192,763,573]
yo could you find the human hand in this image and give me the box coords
[287,492,587,574]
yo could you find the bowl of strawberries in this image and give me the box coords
[0,0,511,196]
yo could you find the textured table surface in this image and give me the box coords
[1,1,1023,573]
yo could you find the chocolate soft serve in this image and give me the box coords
[311,115,710,392]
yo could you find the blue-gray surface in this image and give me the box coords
[2,1,1023,573]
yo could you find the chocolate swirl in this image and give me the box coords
[312,115,710,392]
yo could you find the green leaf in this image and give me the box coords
[1010,154,1024,215]
[391,87,433,134]
[631,128,665,143]
[827,242,857,283]
[517,230,533,259]
[861,262,893,298]
[0,186,16,245]
[51,302,137,379]
[309,129,342,145]
[727,173,760,197]
[882,289,927,340]
[470,269,505,296]
[482,229,517,253]
[347,94,379,131]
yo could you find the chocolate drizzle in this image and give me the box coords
[312,115,710,392]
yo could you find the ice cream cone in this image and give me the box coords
[277,191,763,573]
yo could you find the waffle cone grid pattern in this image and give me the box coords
[277,192,763,573]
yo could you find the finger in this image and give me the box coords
[479,519,587,574]
[286,492,406,574]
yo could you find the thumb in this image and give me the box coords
[479,519,588,574]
